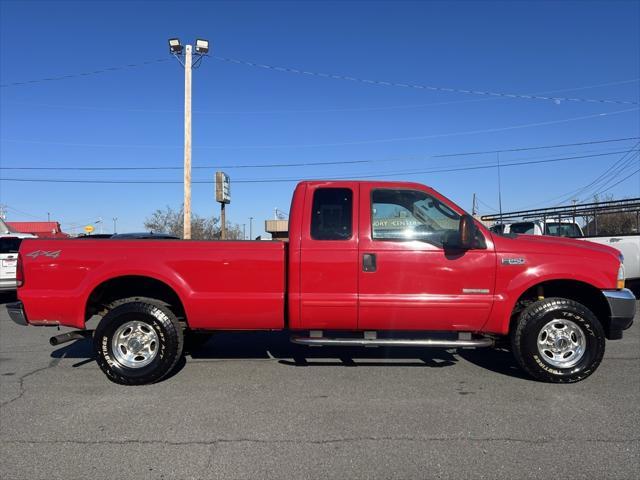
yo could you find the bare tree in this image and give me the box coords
[144,205,245,240]
[581,194,639,236]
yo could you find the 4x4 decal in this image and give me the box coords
[26,250,61,259]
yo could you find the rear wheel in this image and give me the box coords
[94,297,184,385]
[511,298,605,383]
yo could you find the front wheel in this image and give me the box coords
[511,298,605,383]
[94,297,184,385]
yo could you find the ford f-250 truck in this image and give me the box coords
[8,181,637,385]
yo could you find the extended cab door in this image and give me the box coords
[297,182,359,329]
[357,184,496,331]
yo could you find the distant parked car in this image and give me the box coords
[0,234,36,291]
[75,232,179,240]
[111,232,179,239]
[76,234,114,239]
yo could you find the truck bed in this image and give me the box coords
[18,238,286,330]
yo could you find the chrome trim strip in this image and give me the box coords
[291,336,494,348]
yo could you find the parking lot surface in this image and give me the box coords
[1,293,638,479]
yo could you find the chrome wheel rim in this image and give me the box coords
[537,319,586,369]
[111,321,159,368]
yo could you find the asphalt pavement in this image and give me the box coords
[1,292,638,479]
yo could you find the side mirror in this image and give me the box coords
[443,214,478,250]
[459,214,477,249]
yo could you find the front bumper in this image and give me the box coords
[603,289,636,339]
[7,301,28,326]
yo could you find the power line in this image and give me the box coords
[2,108,637,150]
[431,136,640,158]
[213,55,640,106]
[1,149,637,185]
[1,137,637,172]
[0,159,371,171]
[578,152,640,202]
[590,167,640,197]
[548,146,640,206]
[509,147,640,210]
[4,78,638,114]
[0,59,171,88]
[574,149,640,203]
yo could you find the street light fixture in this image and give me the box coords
[195,39,209,54]
[168,38,183,54]
[168,37,211,239]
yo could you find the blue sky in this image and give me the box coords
[1,0,639,236]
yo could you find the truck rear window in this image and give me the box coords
[544,222,582,238]
[311,188,353,240]
[509,222,536,234]
[0,237,22,253]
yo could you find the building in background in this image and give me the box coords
[6,221,69,238]
[265,219,288,240]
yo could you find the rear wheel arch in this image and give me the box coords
[85,275,187,326]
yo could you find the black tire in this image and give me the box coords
[94,297,184,385]
[510,297,605,383]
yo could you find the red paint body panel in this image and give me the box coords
[18,239,285,330]
[17,181,622,336]
[357,182,496,331]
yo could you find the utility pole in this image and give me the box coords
[183,44,192,239]
[113,217,118,234]
[168,38,210,239]
[471,193,477,216]
[497,152,503,223]
[249,217,253,240]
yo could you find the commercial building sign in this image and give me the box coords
[216,171,231,204]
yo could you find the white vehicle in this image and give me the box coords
[490,220,639,281]
[0,233,36,291]
[575,234,640,282]
[493,219,584,237]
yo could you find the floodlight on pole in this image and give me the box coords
[168,37,210,239]
[168,38,183,55]
[195,39,209,54]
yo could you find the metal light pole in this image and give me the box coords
[113,217,118,234]
[169,38,210,239]
[249,217,253,240]
[242,223,246,240]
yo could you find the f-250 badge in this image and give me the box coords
[26,250,61,259]
[502,257,525,265]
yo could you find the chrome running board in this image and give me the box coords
[291,332,493,348]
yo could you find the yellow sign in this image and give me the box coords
[84,225,95,234]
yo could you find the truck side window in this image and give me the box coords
[371,189,460,246]
[311,188,353,240]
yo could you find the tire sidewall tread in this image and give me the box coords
[94,297,183,385]
[511,297,605,383]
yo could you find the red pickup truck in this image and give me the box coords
[8,180,636,385]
